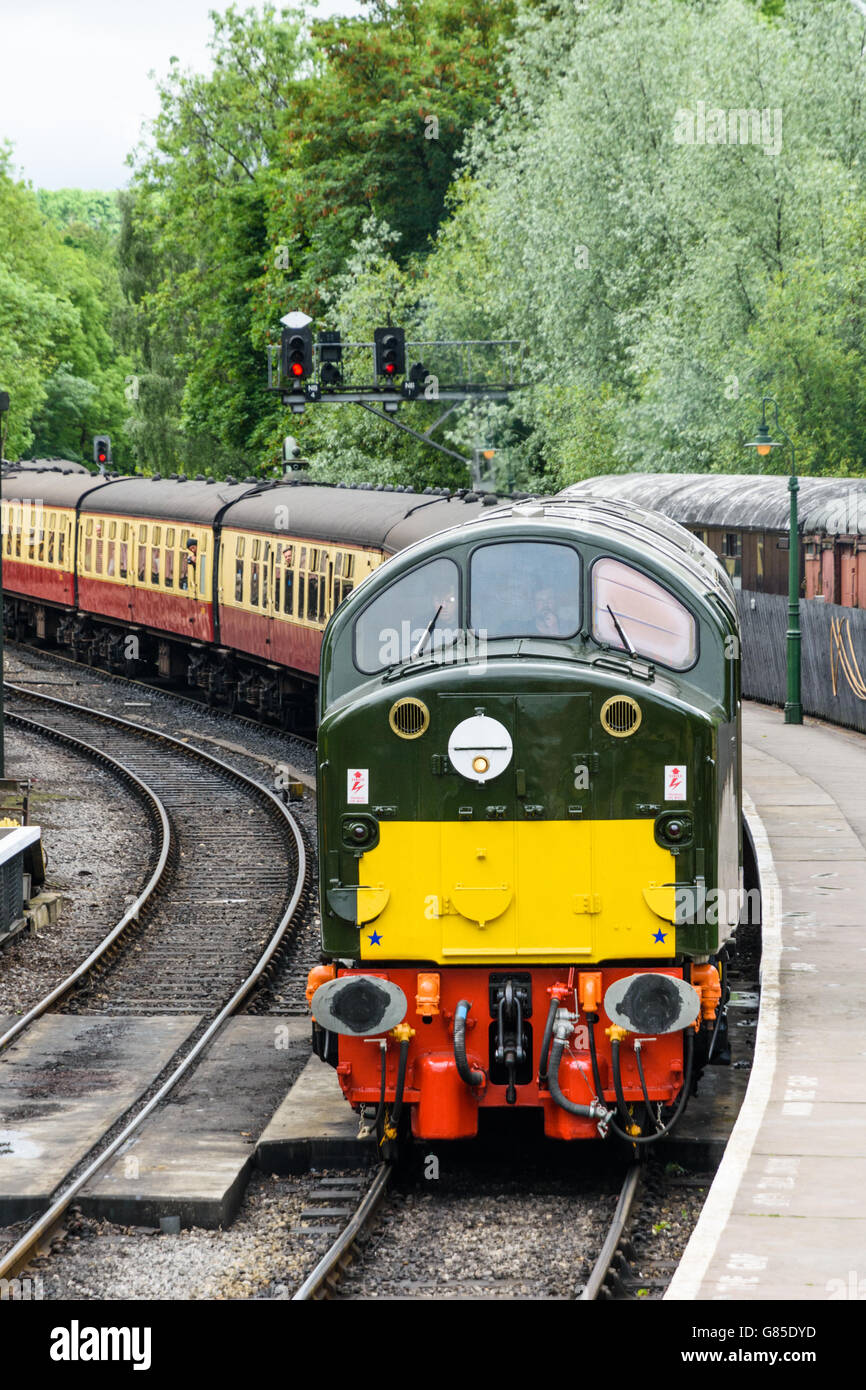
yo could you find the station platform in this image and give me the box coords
[667,701,866,1301]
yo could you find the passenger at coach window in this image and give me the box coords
[180,538,197,592]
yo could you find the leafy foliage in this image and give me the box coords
[0,151,129,462]
[418,0,866,482]
[6,0,866,485]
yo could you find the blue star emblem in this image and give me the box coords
[653,929,668,944]
[367,930,382,946]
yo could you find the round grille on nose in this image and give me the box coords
[600,695,642,737]
[389,697,430,739]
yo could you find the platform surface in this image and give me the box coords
[667,702,866,1301]
[81,1017,310,1228]
[256,1049,375,1174]
[0,1014,200,1224]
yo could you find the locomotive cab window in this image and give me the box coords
[354,556,461,673]
[591,557,697,669]
[470,541,581,639]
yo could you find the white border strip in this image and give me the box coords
[0,824,41,867]
[664,791,782,1300]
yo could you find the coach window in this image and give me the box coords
[721,532,742,590]
[95,521,104,574]
[235,537,245,602]
[297,548,307,621]
[470,542,581,639]
[58,519,66,566]
[305,547,327,623]
[283,545,295,616]
[756,534,764,590]
[274,543,282,612]
[591,558,697,670]
[319,549,329,622]
[250,538,260,607]
[178,530,189,591]
[84,518,93,572]
[196,535,207,598]
[261,541,271,608]
[354,556,461,674]
[307,566,318,622]
[119,524,129,579]
[337,550,354,606]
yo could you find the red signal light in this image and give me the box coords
[291,362,304,377]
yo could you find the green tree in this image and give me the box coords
[0,150,129,462]
[419,0,866,483]
[122,1,515,477]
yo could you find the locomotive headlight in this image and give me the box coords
[448,715,513,784]
[655,811,694,849]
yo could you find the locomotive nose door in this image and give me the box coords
[514,693,596,959]
[437,694,518,961]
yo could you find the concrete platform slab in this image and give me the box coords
[0,1015,200,1224]
[256,1052,375,1174]
[667,703,866,1302]
[732,1155,866,1220]
[80,1017,310,1229]
[695,1218,866,1300]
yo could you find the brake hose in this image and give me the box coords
[454,1000,485,1087]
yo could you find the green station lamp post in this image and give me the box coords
[744,396,802,725]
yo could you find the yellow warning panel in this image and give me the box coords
[357,820,676,964]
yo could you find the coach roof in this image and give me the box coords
[1,471,114,508]
[78,477,256,524]
[223,483,490,551]
[2,457,91,474]
[561,473,866,537]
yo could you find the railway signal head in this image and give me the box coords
[374,326,406,381]
[408,360,429,388]
[318,331,343,387]
[281,324,314,383]
[93,434,111,468]
[282,435,307,471]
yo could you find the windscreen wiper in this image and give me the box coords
[607,604,637,657]
[410,604,443,661]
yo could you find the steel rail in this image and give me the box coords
[6,639,316,750]
[577,1162,642,1300]
[292,1165,392,1301]
[0,712,172,1053]
[0,684,308,1281]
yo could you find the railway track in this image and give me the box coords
[6,638,317,756]
[4,680,302,1012]
[0,680,309,1280]
[291,1160,643,1301]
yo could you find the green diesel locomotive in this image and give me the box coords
[307,494,740,1144]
